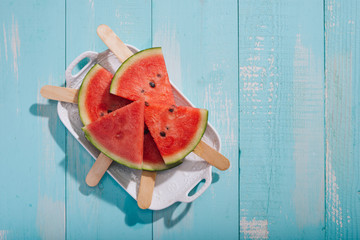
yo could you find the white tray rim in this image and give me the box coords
[57,45,221,210]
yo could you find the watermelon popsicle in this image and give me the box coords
[39,28,230,171]
[40,65,174,209]
[82,100,145,170]
[40,24,230,209]
[74,63,173,200]
[77,64,177,171]
[91,25,165,209]
[40,83,229,209]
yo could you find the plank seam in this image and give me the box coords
[65,0,68,239]
[237,0,240,239]
[323,0,327,238]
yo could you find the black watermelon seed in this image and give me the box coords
[157,73,161,78]
[169,108,174,112]
[160,131,166,137]
[144,128,149,135]
[100,112,105,117]
[141,89,145,93]
[145,101,149,107]
[149,82,155,88]
[166,126,169,130]
[107,110,113,113]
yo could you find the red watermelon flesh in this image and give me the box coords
[110,47,175,106]
[144,104,208,165]
[78,64,131,126]
[82,101,144,169]
[142,126,182,171]
[78,64,173,171]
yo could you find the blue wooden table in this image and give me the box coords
[0,0,359,239]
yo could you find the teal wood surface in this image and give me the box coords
[325,0,360,238]
[65,0,152,239]
[0,0,359,239]
[0,0,66,239]
[239,0,325,239]
[152,1,239,239]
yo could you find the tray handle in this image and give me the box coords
[178,169,212,203]
[65,51,99,87]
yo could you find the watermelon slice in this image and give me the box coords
[78,64,176,171]
[143,127,182,171]
[110,47,175,106]
[82,101,144,169]
[144,104,208,165]
[78,64,131,126]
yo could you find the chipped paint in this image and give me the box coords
[326,162,343,229]
[115,9,120,18]
[36,196,65,240]
[292,34,324,228]
[240,217,268,239]
[325,0,360,237]
[325,43,353,238]
[3,23,8,61]
[324,44,352,231]
[0,230,8,240]
[10,15,20,79]
[35,75,65,239]
[89,0,94,9]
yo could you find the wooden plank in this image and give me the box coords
[239,0,325,239]
[325,0,360,238]
[0,0,65,239]
[152,0,239,239]
[65,0,153,239]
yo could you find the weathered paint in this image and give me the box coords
[240,218,269,239]
[0,0,65,239]
[3,23,7,61]
[10,15,20,79]
[325,0,360,238]
[292,33,324,230]
[1,0,360,239]
[239,0,324,239]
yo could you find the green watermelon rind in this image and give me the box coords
[109,47,162,95]
[78,64,104,126]
[82,126,143,170]
[142,159,183,172]
[163,109,209,165]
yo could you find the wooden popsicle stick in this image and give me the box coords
[40,85,78,103]
[40,85,230,171]
[193,140,230,171]
[97,24,133,62]
[137,171,157,209]
[97,24,156,208]
[85,153,113,187]
[40,86,114,186]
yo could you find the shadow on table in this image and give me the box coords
[30,100,220,228]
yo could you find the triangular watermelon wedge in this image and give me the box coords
[144,104,208,165]
[143,126,182,171]
[110,47,175,106]
[82,100,144,169]
[78,64,131,126]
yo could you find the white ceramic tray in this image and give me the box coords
[57,45,221,210]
